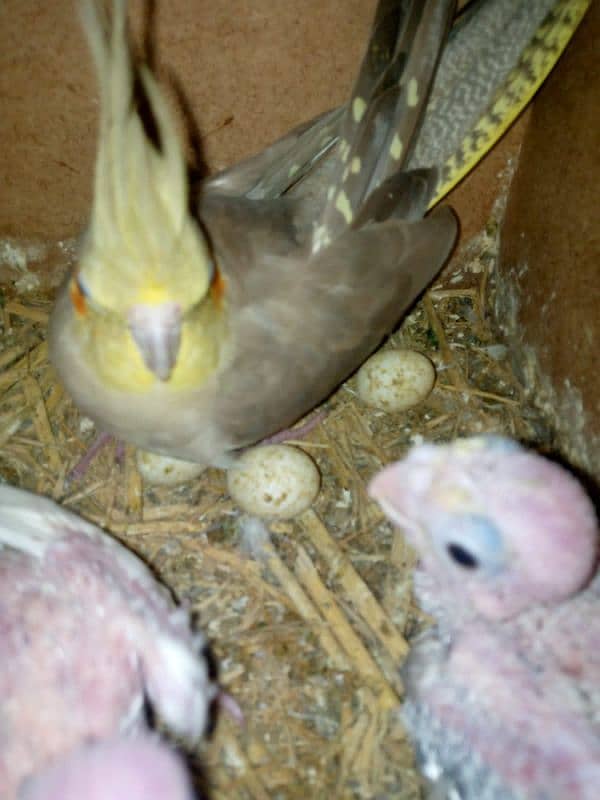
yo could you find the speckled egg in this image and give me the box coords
[357,349,435,412]
[227,445,320,519]
[136,450,206,485]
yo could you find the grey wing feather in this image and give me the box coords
[208,201,456,446]
[206,108,343,199]
[410,0,558,170]
[214,0,559,204]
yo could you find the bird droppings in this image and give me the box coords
[356,349,436,413]
[227,445,320,519]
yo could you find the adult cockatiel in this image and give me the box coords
[0,484,215,799]
[369,436,600,800]
[49,0,590,468]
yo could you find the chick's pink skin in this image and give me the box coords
[19,737,197,800]
[369,436,600,799]
[404,597,600,799]
[0,486,215,800]
[369,437,598,621]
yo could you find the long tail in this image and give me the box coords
[311,1,456,253]
[237,0,590,208]
[421,0,592,204]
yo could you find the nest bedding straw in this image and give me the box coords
[0,200,558,798]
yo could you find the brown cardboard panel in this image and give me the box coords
[448,115,528,245]
[0,0,374,241]
[497,3,600,471]
[1,1,530,248]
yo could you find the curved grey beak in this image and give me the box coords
[128,302,182,381]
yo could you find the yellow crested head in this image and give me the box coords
[78,0,212,313]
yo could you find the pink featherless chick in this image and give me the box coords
[0,484,216,800]
[19,737,197,800]
[369,435,600,800]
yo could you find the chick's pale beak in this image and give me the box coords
[128,302,182,381]
[368,467,407,528]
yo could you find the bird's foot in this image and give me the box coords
[261,410,326,445]
[216,691,245,726]
[68,431,125,483]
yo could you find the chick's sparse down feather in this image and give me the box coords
[0,484,215,799]
[49,0,589,468]
[369,436,600,799]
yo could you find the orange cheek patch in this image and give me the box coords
[69,278,87,316]
[210,266,227,308]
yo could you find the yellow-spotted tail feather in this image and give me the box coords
[431,0,591,206]
[311,1,456,253]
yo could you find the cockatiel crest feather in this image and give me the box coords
[49,0,590,468]
[79,0,212,312]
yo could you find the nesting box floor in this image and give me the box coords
[0,198,558,798]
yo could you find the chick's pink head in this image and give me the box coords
[369,436,598,620]
[19,737,196,800]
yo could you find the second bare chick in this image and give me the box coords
[0,484,215,799]
[369,436,600,799]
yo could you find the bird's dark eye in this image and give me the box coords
[446,542,479,569]
[436,514,506,574]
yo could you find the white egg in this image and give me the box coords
[136,450,206,485]
[357,349,435,412]
[227,445,320,519]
